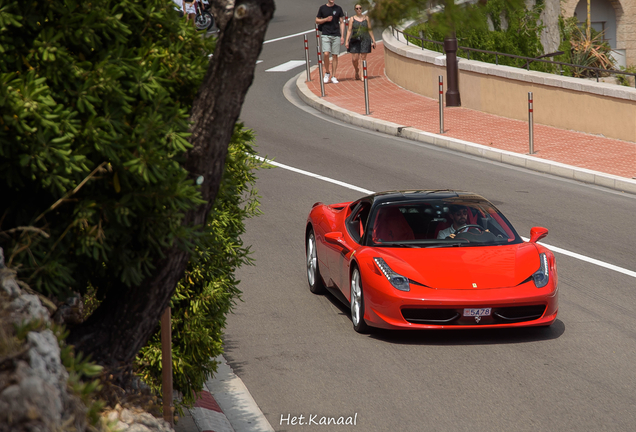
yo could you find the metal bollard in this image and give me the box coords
[363,60,370,115]
[317,46,325,97]
[528,92,534,154]
[304,35,311,82]
[438,76,444,134]
[439,75,444,134]
[315,24,321,49]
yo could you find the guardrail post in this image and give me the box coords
[439,76,444,134]
[363,60,370,115]
[528,92,534,155]
[304,34,311,82]
[317,46,325,97]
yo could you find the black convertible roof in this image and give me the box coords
[367,190,487,205]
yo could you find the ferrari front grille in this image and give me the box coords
[493,305,546,322]
[402,308,460,324]
[402,304,546,325]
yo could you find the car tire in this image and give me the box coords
[306,229,325,294]
[350,267,371,333]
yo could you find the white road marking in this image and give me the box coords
[265,60,306,72]
[521,238,636,278]
[263,29,315,44]
[255,156,373,195]
[254,156,636,279]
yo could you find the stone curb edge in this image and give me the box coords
[295,69,636,195]
[190,389,234,432]
[189,355,274,432]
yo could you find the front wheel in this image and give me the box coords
[306,229,325,294]
[195,11,214,31]
[350,267,370,333]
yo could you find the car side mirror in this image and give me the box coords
[530,227,548,243]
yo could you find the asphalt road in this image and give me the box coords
[223,2,636,431]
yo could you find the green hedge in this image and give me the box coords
[0,0,214,299]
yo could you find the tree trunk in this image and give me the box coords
[67,0,275,380]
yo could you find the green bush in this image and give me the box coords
[0,0,214,299]
[1,0,263,410]
[135,123,263,407]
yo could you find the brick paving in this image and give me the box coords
[307,43,636,179]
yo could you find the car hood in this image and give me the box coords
[376,243,540,290]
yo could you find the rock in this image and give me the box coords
[121,408,135,424]
[0,258,176,432]
[0,373,60,428]
[10,294,50,325]
[127,424,153,432]
[27,330,69,412]
[0,273,21,299]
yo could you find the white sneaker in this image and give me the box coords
[331,77,339,84]
[323,73,330,83]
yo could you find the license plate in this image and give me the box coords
[463,308,491,317]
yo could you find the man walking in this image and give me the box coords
[316,0,345,84]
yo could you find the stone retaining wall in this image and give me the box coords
[383,28,636,143]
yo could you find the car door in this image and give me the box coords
[330,201,371,292]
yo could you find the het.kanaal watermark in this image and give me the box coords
[280,413,358,426]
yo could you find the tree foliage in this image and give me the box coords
[135,124,263,406]
[0,0,214,299]
[405,0,546,70]
[360,0,524,34]
[1,0,275,393]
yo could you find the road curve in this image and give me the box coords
[223,2,636,431]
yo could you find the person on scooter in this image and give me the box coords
[183,0,196,25]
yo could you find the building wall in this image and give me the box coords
[562,0,635,66]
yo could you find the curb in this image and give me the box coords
[295,68,636,195]
[189,355,274,432]
[191,389,234,432]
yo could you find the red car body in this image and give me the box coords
[305,190,558,332]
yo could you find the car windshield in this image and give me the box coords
[367,198,522,248]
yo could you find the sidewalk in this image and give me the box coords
[299,43,636,194]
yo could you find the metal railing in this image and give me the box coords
[391,27,636,87]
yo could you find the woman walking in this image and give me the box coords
[345,4,376,80]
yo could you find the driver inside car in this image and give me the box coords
[437,205,488,239]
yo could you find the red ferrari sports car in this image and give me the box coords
[305,190,558,333]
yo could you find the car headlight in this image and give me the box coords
[374,257,410,292]
[532,253,549,288]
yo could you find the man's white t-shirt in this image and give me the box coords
[437,226,458,239]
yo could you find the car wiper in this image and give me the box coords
[376,242,419,248]
[424,241,467,248]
